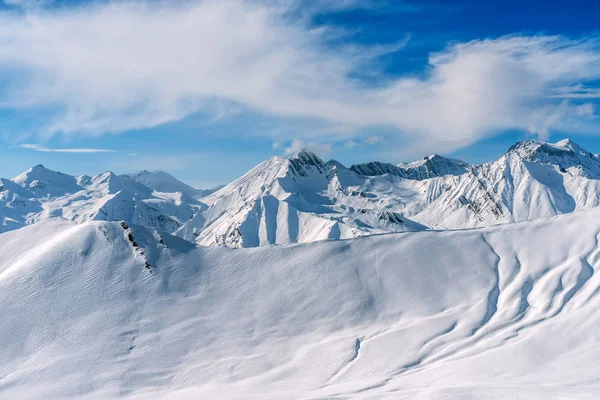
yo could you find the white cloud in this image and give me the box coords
[19,144,116,153]
[0,2,597,153]
[363,135,383,145]
[344,135,383,148]
[550,85,600,99]
[526,101,595,140]
[284,139,331,157]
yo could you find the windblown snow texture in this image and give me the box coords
[3,139,600,398]
[2,208,600,398]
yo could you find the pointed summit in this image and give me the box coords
[507,138,590,155]
[398,154,470,179]
[503,138,600,180]
[287,148,326,177]
[12,165,82,197]
[553,138,588,154]
[287,148,323,165]
[124,170,201,198]
[555,138,576,148]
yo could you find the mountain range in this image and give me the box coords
[3,138,600,399]
[3,138,600,247]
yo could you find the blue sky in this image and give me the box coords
[0,0,599,188]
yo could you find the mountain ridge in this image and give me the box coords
[3,138,600,247]
[176,137,600,247]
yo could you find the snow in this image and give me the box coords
[176,139,600,247]
[124,170,221,199]
[2,207,600,398]
[4,138,600,246]
[177,149,426,247]
[3,138,600,397]
[350,154,470,180]
[0,167,211,234]
[12,164,82,197]
[397,153,471,179]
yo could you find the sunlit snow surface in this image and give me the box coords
[2,207,600,399]
[176,139,600,247]
[5,139,600,249]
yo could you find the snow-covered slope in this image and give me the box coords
[2,208,600,398]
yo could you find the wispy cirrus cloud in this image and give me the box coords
[19,144,116,153]
[549,85,600,99]
[0,1,597,154]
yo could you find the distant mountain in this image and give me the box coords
[12,164,82,197]
[3,138,600,246]
[350,154,470,179]
[0,166,213,234]
[348,138,600,229]
[176,138,600,247]
[123,170,222,198]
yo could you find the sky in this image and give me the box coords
[0,0,599,188]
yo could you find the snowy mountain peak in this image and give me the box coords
[87,170,148,196]
[17,164,56,177]
[555,138,581,150]
[288,148,319,159]
[5,137,600,247]
[12,164,82,197]
[551,139,595,158]
[124,170,222,199]
[398,154,470,179]
[286,148,327,177]
[125,170,195,197]
[0,164,208,234]
[505,139,600,177]
[507,139,559,156]
[507,138,590,158]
